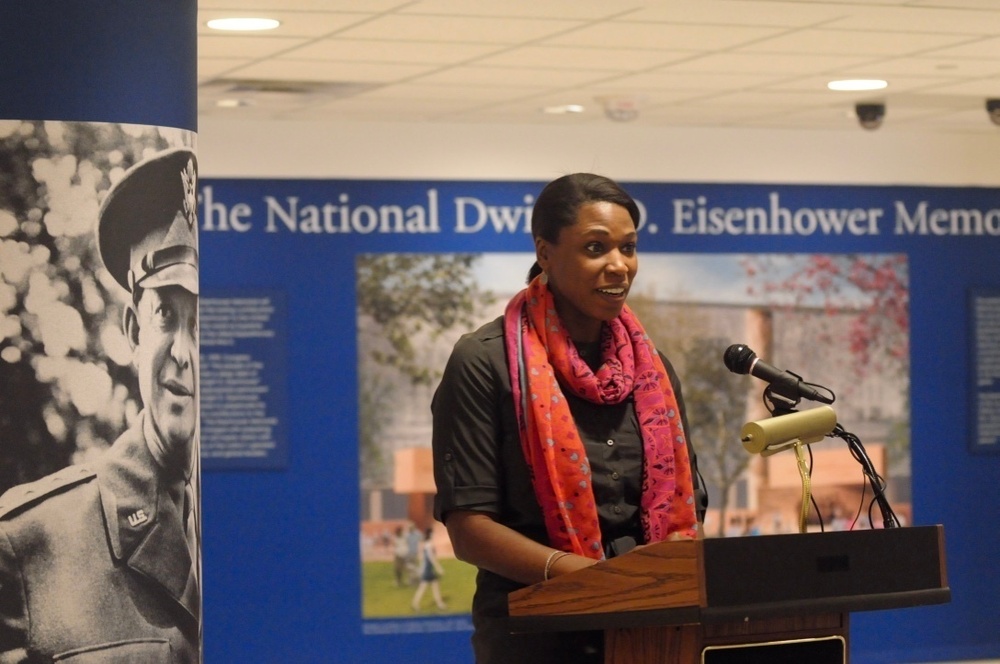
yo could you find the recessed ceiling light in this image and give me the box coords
[542,104,585,115]
[216,98,254,108]
[206,17,280,31]
[827,79,888,92]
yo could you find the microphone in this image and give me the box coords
[723,344,833,404]
[740,405,837,455]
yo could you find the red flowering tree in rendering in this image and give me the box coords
[742,253,909,379]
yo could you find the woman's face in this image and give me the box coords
[535,201,638,343]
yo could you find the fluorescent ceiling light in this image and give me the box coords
[207,17,280,31]
[828,79,888,92]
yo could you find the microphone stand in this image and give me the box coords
[760,387,815,533]
[761,386,798,419]
[760,385,900,531]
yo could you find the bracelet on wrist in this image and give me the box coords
[543,550,570,581]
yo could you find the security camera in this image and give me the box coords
[855,103,885,130]
[597,95,643,122]
[986,99,1000,126]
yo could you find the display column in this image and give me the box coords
[0,1,201,661]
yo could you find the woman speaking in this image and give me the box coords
[431,173,706,664]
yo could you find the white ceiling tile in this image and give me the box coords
[800,0,921,5]
[413,66,609,88]
[579,89,705,109]
[335,14,586,44]
[224,59,437,83]
[681,89,840,108]
[276,39,501,64]
[193,0,1000,134]
[398,0,632,20]
[922,36,1000,59]
[198,57,250,77]
[738,28,978,56]
[817,5,1000,33]
[475,46,690,71]
[544,22,785,51]
[448,106,602,125]
[624,0,851,27]
[839,56,1000,78]
[354,83,545,103]
[309,96,488,117]
[912,0,1000,8]
[657,52,875,75]
[199,35,308,59]
[595,70,788,93]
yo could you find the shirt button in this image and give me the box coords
[613,505,623,514]
[611,471,620,480]
[606,439,614,446]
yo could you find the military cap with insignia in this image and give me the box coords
[98,147,199,297]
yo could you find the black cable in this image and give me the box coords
[831,424,900,529]
[849,466,867,530]
[807,444,825,533]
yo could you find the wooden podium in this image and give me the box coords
[508,525,949,663]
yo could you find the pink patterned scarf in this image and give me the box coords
[504,276,697,559]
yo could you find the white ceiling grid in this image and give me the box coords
[197,0,1000,133]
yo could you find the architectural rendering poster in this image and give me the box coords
[356,250,910,625]
[196,175,997,663]
[0,120,201,660]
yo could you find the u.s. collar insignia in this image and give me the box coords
[127,509,149,527]
[181,157,197,230]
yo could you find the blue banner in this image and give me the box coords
[199,177,1000,664]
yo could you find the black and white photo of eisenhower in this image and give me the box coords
[0,121,200,663]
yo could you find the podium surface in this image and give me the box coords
[508,526,949,663]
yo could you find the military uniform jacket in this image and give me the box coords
[0,413,200,663]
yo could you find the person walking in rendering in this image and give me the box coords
[411,527,446,612]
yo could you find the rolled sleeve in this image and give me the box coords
[432,326,505,522]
